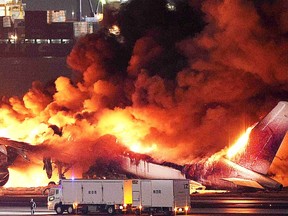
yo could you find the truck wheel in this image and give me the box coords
[107,206,115,214]
[135,209,141,215]
[55,204,63,214]
[164,211,173,216]
[67,206,74,214]
[81,206,88,214]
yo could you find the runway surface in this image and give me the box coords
[0,190,288,215]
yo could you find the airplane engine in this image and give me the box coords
[0,145,9,186]
[0,168,9,186]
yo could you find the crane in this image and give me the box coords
[87,0,104,21]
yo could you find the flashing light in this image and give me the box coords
[10,34,17,43]
[174,207,187,213]
[166,3,176,11]
[96,13,103,21]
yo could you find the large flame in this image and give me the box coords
[205,125,255,165]
[5,165,58,188]
[226,125,255,160]
[96,108,158,154]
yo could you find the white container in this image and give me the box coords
[132,179,190,215]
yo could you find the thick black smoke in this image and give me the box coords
[67,0,288,161]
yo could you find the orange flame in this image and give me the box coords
[205,125,256,165]
[226,125,255,159]
[97,108,158,154]
[5,165,58,188]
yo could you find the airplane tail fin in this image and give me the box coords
[234,101,288,175]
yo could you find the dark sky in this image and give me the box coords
[0,57,71,98]
[23,0,98,20]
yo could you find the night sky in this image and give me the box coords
[24,0,99,20]
[0,57,71,98]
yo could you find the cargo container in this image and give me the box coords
[47,179,133,214]
[3,16,11,27]
[25,11,48,28]
[49,22,74,39]
[47,10,66,23]
[73,21,89,38]
[132,179,190,215]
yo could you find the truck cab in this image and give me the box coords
[47,185,71,214]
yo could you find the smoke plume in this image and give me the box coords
[0,0,288,186]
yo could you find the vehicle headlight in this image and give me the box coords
[73,202,78,209]
[48,196,55,201]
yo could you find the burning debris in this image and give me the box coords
[0,0,287,187]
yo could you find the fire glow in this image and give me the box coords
[96,109,158,154]
[205,125,255,165]
[5,165,58,188]
[226,126,254,160]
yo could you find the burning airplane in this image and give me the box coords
[119,101,288,190]
[0,138,39,186]
[0,101,287,191]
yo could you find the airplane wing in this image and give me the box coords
[0,137,37,161]
[222,177,264,189]
[0,137,35,150]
